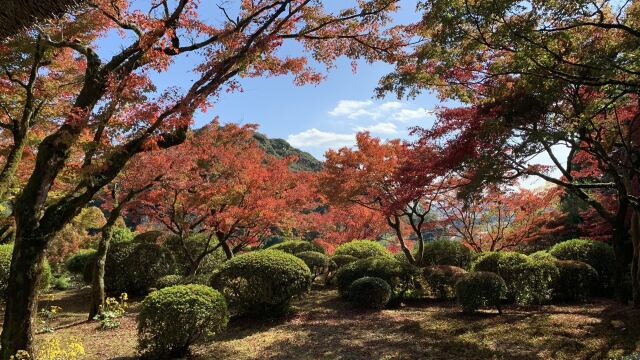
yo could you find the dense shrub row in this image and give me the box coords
[333,240,388,259]
[269,239,325,254]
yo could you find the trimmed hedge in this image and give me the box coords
[336,256,413,300]
[65,249,97,274]
[421,240,473,269]
[455,272,506,314]
[549,239,615,294]
[156,274,211,290]
[423,265,467,300]
[529,251,557,263]
[295,251,334,282]
[269,240,325,254]
[333,240,388,259]
[138,285,228,359]
[105,242,175,295]
[472,251,558,304]
[331,254,358,269]
[553,260,599,302]
[210,250,311,316]
[347,277,392,309]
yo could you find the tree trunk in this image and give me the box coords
[221,240,233,260]
[0,138,26,201]
[630,210,640,308]
[612,198,632,303]
[0,233,47,359]
[89,224,113,319]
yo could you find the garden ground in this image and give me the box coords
[9,288,640,360]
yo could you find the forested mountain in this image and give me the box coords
[253,133,322,172]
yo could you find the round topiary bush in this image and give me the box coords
[0,244,51,294]
[455,271,506,314]
[333,240,388,259]
[471,251,530,301]
[138,284,228,359]
[512,259,560,305]
[549,239,615,294]
[335,256,413,300]
[105,242,175,295]
[553,260,599,302]
[421,240,473,268]
[331,254,358,269]
[423,265,467,300]
[295,251,334,282]
[210,250,311,316]
[65,249,97,274]
[269,240,325,254]
[155,275,183,289]
[347,277,392,309]
[529,251,557,263]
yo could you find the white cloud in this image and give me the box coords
[328,100,376,119]
[287,128,355,148]
[391,107,434,122]
[354,122,398,135]
[378,101,404,111]
[328,99,434,124]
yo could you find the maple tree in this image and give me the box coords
[0,1,406,356]
[138,122,310,272]
[320,132,448,265]
[438,185,560,253]
[299,202,389,254]
[380,0,640,305]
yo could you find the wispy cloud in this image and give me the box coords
[287,128,355,148]
[391,107,433,122]
[354,122,398,135]
[328,99,433,123]
[328,100,376,119]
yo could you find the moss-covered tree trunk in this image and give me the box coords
[0,138,26,201]
[0,231,48,359]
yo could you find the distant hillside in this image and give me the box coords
[253,133,322,172]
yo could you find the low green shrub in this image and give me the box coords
[269,240,325,254]
[333,240,388,259]
[335,256,414,300]
[105,242,175,295]
[52,275,71,290]
[138,285,228,359]
[155,274,211,290]
[455,272,506,314]
[295,251,334,282]
[529,251,557,263]
[331,254,358,269]
[65,249,97,274]
[512,259,559,305]
[210,250,311,316]
[111,225,135,244]
[553,260,599,302]
[155,275,183,289]
[421,240,473,269]
[549,239,615,295]
[423,265,467,299]
[347,277,392,309]
[472,252,528,299]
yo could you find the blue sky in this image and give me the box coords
[95,1,438,159]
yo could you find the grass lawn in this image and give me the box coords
[14,288,640,359]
